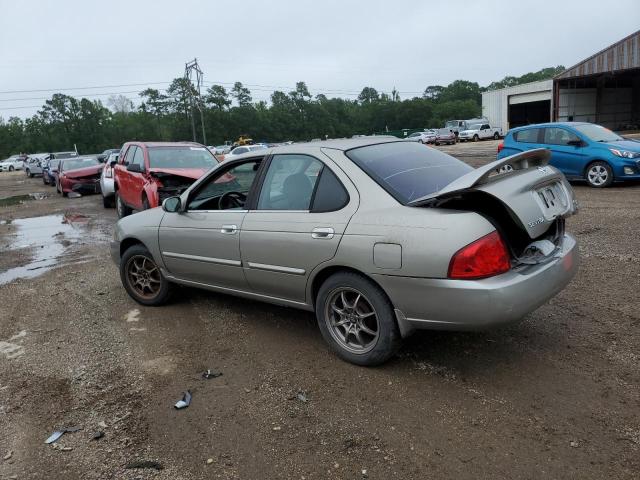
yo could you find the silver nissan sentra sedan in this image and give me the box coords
[111,137,578,365]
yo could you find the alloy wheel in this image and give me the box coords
[324,287,379,354]
[587,165,608,186]
[125,255,162,300]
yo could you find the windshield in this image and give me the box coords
[445,121,459,128]
[148,146,217,169]
[573,124,622,142]
[346,142,472,204]
[62,157,100,171]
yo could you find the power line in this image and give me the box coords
[0,81,171,95]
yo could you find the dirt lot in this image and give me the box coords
[0,145,639,479]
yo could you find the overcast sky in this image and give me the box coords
[0,0,638,118]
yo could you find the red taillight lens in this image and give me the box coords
[448,231,511,279]
[497,142,504,153]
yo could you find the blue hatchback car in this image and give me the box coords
[498,122,640,188]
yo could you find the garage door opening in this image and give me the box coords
[508,100,551,129]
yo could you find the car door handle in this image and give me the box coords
[311,227,334,239]
[221,224,238,235]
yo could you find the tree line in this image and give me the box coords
[0,66,564,158]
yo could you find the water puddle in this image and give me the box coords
[0,214,85,285]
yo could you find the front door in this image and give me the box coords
[240,153,356,303]
[158,158,263,290]
[541,127,587,178]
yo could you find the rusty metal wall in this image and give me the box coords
[555,30,640,79]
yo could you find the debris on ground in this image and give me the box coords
[125,460,164,470]
[45,426,82,444]
[67,191,82,199]
[62,212,89,224]
[97,421,107,429]
[174,390,192,409]
[91,431,105,440]
[202,369,223,379]
[3,451,12,461]
[296,391,308,403]
[206,458,214,465]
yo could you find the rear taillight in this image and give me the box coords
[105,167,112,178]
[497,142,504,153]
[448,231,511,279]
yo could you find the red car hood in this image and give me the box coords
[148,167,208,180]
[64,165,103,178]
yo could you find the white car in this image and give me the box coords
[404,131,437,144]
[223,144,268,159]
[24,153,50,177]
[458,123,502,142]
[100,152,120,208]
[0,155,26,172]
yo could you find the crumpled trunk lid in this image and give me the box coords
[409,148,578,240]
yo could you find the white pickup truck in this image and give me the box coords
[457,123,502,142]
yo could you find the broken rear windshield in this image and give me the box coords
[345,142,472,204]
[148,147,217,169]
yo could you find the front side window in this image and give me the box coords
[121,146,136,165]
[257,155,323,210]
[131,147,145,167]
[514,128,540,143]
[187,159,261,211]
[148,146,217,169]
[543,127,581,146]
[346,142,472,204]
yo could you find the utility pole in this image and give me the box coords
[184,58,207,145]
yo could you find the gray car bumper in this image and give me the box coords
[373,234,578,332]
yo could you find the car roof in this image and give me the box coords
[510,122,590,132]
[124,141,206,148]
[285,136,402,151]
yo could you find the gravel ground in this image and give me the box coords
[0,145,639,480]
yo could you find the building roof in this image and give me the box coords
[555,30,640,80]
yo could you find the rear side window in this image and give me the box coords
[514,128,540,143]
[346,142,472,204]
[311,167,349,212]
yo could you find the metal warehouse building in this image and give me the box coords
[483,29,640,133]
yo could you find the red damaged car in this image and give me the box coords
[56,156,103,196]
[113,141,218,218]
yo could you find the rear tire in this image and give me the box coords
[315,272,402,366]
[493,132,500,140]
[116,192,132,218]
[120,244,172,306]
[585,161,613,188]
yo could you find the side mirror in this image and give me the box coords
[97,154,106,162]
[110,160,117,167]
[126,163,143,173]
[162,196,182,213]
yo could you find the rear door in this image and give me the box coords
[240,153,356,303]
[540,127,587,178]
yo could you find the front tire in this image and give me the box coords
[585,161,613,188]
[473,134,479,142]
[103,195,114,208]
[315,272,402,366]
[9,166,14,172]
[120,245,171,306]
[493,132,500,140]
[116,192,132,218]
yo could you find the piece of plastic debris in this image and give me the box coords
[206,458,214,465]
[67,191,82,199]
[125,460,164,470]
[45,427,81,444]
[296,391,308,403]
[272,426,282,431]
[174,390,192,409]
[92,431,105,440]
[202,369,223,379]
[3,451,12,461]
[60,446,73,451]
